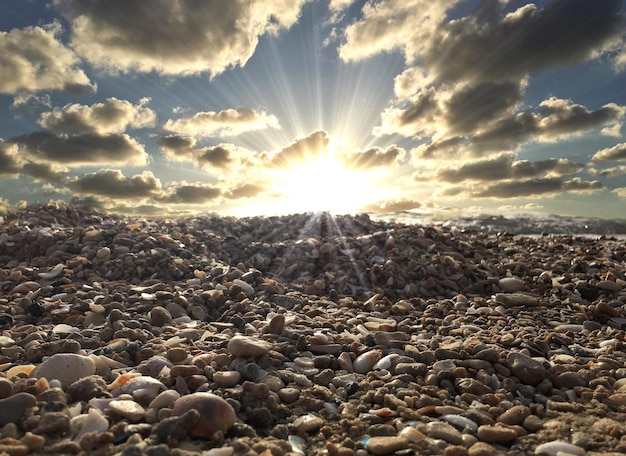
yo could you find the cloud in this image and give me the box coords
[428,154,583,183]
[588,165,626,178]
[0,139,65,182]
[613,187,626,198]
[342,0,623,84]
[591,142,626,162]
[412,98,625,159]
[361,198,422,213]
[10,132,149,167]
[64,169,162,199]
[450,176,604,199]
[39,98,156,135]
[227,183,267,199]
[157,183,222,204]
[339,1,455,62]
[268,130,330,167]
[0,141,22,176]
[376,80,526,138]
[54,0,308,76]
[164,108,280,137]
[158,136,256,172]
[0,22,95,95]
[343,145,405,169]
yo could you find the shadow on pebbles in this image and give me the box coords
[0,203,625,455]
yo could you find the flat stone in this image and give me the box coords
[499,277,524,292]
[108,399,145,421]
[227,335,273,358]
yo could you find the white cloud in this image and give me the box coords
[164,108,280,137]
[0,22,94,95]
[39,98,156,135]
[55,0,309,76]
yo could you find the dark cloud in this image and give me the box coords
[39,98,156,135]
[269,130,330,167]
[0,141,21,176]
[54,0,308,76]
[591,142,626,162]
[158,136,253,171]
[157,184,221,204]
[11,132,149,166]
[21,162,65,182]
[412,98,625,159]
[432,154,582,183]
[344,145,405,169]
[64,169,162,198]
[468,177,603,198]
[0,22,95,95]
[361,198,422,213]
[227,183,267,199]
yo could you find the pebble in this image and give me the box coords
[1,204,625,455]
[32,353,96,389]
[227,335,273,358]
[534,440,585,455]
[476,424,518,443]
[171,392,236,438]
[366,436,409,455]
[507,352,547,386]
[0,393,36,426]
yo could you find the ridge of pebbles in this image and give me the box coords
[0,203,625,455]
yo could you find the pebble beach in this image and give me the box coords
[1,204,626,456]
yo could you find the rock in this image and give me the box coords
[171,392,236,438]
[67,375,110,402]
[0,392,37,426]
[507,352,547,386]
[0,378,14,399]
[213,371,241,388]
[36,412,70,434]
[499,277,524,292]
[33,353,96,389]
[468,442,499,456]
[366,436,409,455]
[227,335,273,358]
[425,421,464,445]
[153,409,201,442]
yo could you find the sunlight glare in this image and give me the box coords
[270,152,389,214]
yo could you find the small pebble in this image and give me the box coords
[366,436,409,455]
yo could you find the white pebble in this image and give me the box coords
[535,441,585,455]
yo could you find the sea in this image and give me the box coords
[369,211,626,237]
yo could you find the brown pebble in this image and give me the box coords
[268,314,286,335]
[0,392,37,426]
[171,392,236,438]
[468,441,499,456]
[497,405,530,425]
[0,378,14,399]
[170,365,199,377]
[150,306,173,326]
[366,436,409,455]
[477,424,518,443]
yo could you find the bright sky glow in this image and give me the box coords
[0,0,626,219]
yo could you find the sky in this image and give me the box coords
[1,0,626,219]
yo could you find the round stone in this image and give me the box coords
[171,392,236,438]
[33,353,96,389]
[507,352,547,386]
[150,306,173,326]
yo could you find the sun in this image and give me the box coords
[269,151,390,214]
